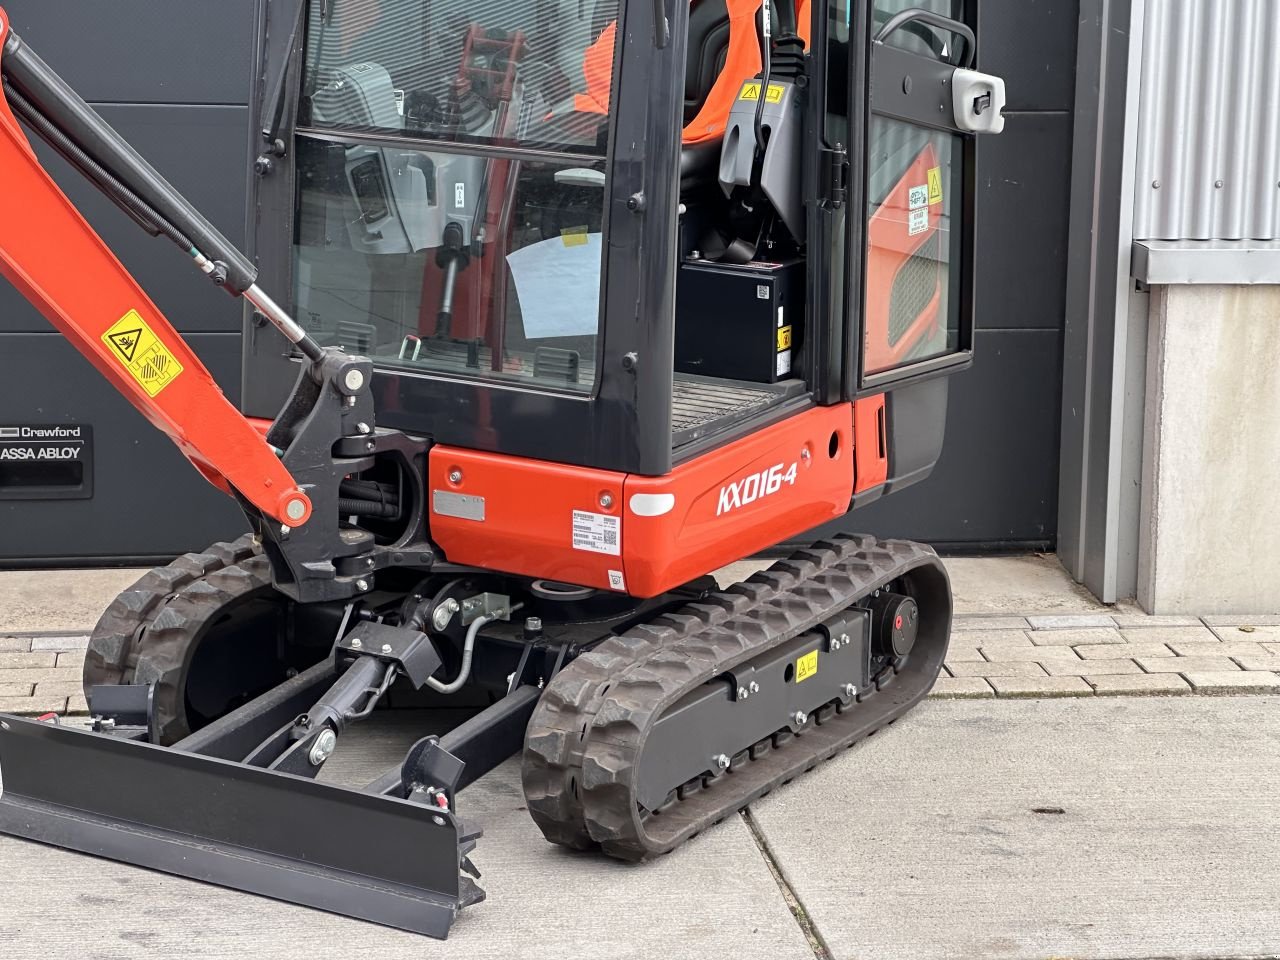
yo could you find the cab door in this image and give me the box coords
[855,1,1003,389]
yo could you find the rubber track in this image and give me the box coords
[83,534,269,743]
[523,534,951,861]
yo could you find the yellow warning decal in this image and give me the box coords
[795,650,818,683]
[927,166,944,205]
[777,325,793,351]
[739,82,785,104]
[101,310,184,398]
[561,225,590,248]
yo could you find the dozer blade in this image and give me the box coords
[0,715,482,938]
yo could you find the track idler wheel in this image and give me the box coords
[83,535,329,744]
[868,590,919,658]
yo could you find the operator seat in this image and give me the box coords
[577,0,761,183]
[679,0,762,190]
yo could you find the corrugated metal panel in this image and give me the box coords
[1133,0,1280,241]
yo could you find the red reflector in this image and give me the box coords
[894,614,903,630]
[435,793,449,809]
[35,712,59,723]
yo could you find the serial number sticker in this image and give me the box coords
[908,207,930,236]
[776,349,792,377]
[572,509,621,556]
[908,184,929,209]
[101,310,184,397]
[928,166,943,205]
[795,650,819,683]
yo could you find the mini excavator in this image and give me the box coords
[0,0,1004,938]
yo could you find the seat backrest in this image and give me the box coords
[682,0,762,146]
[684,0,731,125]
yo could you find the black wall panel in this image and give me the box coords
[0,336,248,561]
[0,2,258,564]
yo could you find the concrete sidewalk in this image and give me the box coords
[2,696,1278,959]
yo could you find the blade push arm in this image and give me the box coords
[0,11,313,525]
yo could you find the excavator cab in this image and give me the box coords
[0,0,1005,941]
[250,0,1000,481]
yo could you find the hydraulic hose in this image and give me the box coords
[753,0,773,159]
[337,497,400,518]
[2,79,194,251]
[426,603,523,695]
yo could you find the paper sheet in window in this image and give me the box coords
[506,233,603,339]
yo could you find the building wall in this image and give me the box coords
[0,2,258,562]
[1138,285,1280,613]
[1133,0,1280,242]
[0,0,1077,563]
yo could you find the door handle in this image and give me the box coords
[873,8,976,69]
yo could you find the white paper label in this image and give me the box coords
[454,182,466,208]
[756,284,770,300]
[608,569,627,591]
[908,184,929,209]
[908,207,929,236]
[572,510,621,555]
[776,349,792,376]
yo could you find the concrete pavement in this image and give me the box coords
[3,696,1279,959]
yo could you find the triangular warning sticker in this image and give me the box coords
[107,328,142,362]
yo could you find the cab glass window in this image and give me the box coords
[293,0,620,394]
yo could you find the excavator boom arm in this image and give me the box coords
[0,11,312,526]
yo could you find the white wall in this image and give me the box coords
[1139,284,1280,613]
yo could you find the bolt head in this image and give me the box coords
[748,681,760,694]
[357,422,371,435]
[792,710,808,726]
[356,578,370,592]
[801,448,812,461]
[381,643,393,654]
[448,468,463,484]
[284,498,307,521]
[843,683,857,700]
[432,602,456,631]
[308,729,338,766]
[343,368,365,392]
[350,637,363,649]
[714,753,731,771]
[737,686,750,701]
[599,492,614,509]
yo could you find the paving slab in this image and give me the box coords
[1184,671,1280,695]
[1087,673,1192,696]
[750,696,1280,960]
[1210,623,1280,641]
[928,677,993,698]
[987,675,1092,697]
[0,715,813,960]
